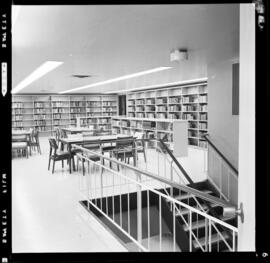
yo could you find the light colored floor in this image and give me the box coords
[12,136,207,252]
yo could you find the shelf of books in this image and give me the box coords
[12,94,118,135]
[12,95,34,131]
[76,95,118,131]
[33,95,52,133]
[126,81,208,148]
[111,116,188,155]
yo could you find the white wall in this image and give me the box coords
[208,60,239,169]
[237,4,255,251]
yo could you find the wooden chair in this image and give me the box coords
[134,132,147,162]
[48,137,75,174]
[112,137,135,170]
[12,134,29,158]
[78,140,102,175]
[29,129,42,154]
[55,127,61,146]
[59,128,67,150]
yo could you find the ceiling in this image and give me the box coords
[12,4,239,94]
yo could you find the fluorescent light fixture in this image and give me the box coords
[59,66,171,94]
[104,77,208,94]
[12,61,63,94]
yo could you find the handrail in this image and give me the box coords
[73,144,235,209]
[77,152,238,233]
[149,138,237,241]
[154,138,194,185]
[203,134,238,175]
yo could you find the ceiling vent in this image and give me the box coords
[71,74,94,79]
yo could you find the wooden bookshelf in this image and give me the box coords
[126,81,208,148]
[12,94,118,135]
[110,116,188,156]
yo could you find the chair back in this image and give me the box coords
[82,140,101,155]
[33,129,40,143]
[55,127,60,141]
[116,136,134,149]
[48,137,58,155]
[59,128,67,138]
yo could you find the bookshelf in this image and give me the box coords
[111,116,188,156]
[33,95,52,132]
[126,81,208,148]
[12,94,118,135]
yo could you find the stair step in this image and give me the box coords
[173,190,213,201]
[175,203,219,216]
[193,231,230,249]
[182,215,236,232]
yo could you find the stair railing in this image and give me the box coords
[146,138,239,248]
[203,134,238,206]
[74,144,238,252]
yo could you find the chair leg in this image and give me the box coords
[48,157,51,170]
[72,156,76,171]
[52,160,55,174]
[76,156,79,171]
[143,150,147,162]
[26,148,28,158]
[38,144,42,154]
[62,160,64,168]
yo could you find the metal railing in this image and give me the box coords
[204,135,238,206]
[74,144,238,252]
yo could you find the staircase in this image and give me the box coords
[163,179,237,252]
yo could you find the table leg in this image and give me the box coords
[68,143,72,174]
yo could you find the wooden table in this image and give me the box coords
[12,130,33,155]
[60,134,136,174]
[61,127,95,134]
[12,130,32,136]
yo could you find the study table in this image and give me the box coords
[12,130,33,155]
[59,134,136,174]
[12,130,32,136]
[61,127,95,134]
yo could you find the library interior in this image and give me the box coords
[11,4,255,253]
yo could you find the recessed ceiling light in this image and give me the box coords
[59,67,172,94]
[12,61,63,94]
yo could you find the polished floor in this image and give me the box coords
[12,136,207,252]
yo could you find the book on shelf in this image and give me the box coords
[198,122,207,129]
[157,105,167,111]
[12,102,24,108]
[146,98,155,104]
[145,105,155,111]
[136,99,145,105]
[146,113,155,118]
[199,141,207,148]
[156,113,167,119]
[199,95,207,103]
[143,121,155,130]
[169,97,181,104]
[199,113,208,120]
[168,113,178,119]
[168,105,180,111]
[157,98,167,104]
[136,113,145,118]
[128,113,135,117]
[199,105,208,111]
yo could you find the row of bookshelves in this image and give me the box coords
[12,95,118,132]
[128,104,208,112]
[127,84,207,100]
[129,96,208,105]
